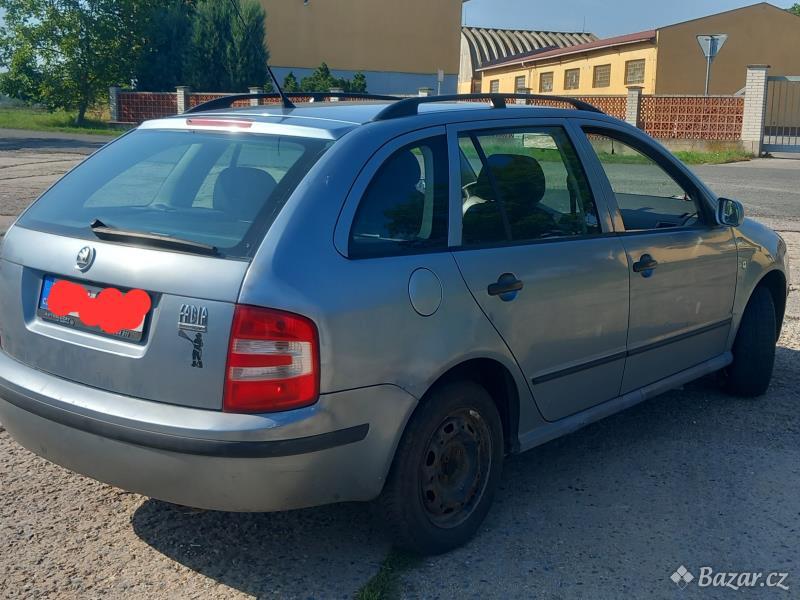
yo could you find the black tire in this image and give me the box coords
[723,286,777,397]
[380,381,504,555]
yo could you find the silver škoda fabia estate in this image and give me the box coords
[0,93,789,554]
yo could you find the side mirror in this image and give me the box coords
[718,197,744,227]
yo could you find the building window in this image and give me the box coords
[539,72,554,93]
[625,59,646,85]
[489,79,500,94]
[564,68,581,91]
[514,75,527,93]
[593,64,611,88]
[471,80,481,94]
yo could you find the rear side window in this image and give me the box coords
[459,127,601,246]
[19,130,333,258]
[349,136,449,258]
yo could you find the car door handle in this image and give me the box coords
[488,273,524,297]
[632,254,659,273]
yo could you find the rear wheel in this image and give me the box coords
[723,286,777,397]
[380,381,504,555]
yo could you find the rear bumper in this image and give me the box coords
[0,350,417,511]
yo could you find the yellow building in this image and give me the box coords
[458,27,597,94]
[259,0,467,95]
[478,3,800,96]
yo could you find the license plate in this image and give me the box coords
[37,276,148,342]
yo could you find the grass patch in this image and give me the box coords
[0,107,127,137]
[462,140,752,167]
[671,149,752,165]
[355,549,422,600]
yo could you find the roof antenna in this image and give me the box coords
[267,63,295,109]
[227,0,295,109]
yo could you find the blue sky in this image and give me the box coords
[463,0,795,37]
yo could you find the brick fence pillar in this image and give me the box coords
[741,65,770,155]
[625,86,643,127]
[109,86,121,122]
[249,86,264,106]
[176,86,191,114]
[329,87,344,101]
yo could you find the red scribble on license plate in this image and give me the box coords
[48,280,151,334]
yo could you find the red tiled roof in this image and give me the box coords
[477,29,657,71]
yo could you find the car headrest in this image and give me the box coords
[474,154,546,209]
[355,150,424,236]
[378,150,422,193]
[213,167,278,222]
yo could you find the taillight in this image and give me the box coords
[224,305,319,413]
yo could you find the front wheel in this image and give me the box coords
[722,286,777,397]
[380,381,504,555]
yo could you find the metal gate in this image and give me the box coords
[764,76,800,153]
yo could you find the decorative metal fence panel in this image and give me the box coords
[764,76,800,153]
[640,96,743,140]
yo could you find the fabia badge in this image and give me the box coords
[178,304,208,368]
[75,246,96,272]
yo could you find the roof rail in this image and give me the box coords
[372,93,603,121]
[186,92,403,114]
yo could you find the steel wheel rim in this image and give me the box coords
[419,407,493,529]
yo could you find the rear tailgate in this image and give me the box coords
[0,125,335,410]
[0,226,243,410]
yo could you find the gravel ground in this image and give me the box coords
[0,131,798,598]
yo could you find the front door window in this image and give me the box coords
[585,131,705,231]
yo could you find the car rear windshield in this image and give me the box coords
[17,129,334,259]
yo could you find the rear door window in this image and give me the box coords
[459,127,601,246]
[19,129,333,258]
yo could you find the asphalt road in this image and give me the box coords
[693,157,800,231]
[0,130,798,599]
[0,130,112,236]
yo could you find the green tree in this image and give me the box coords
[283,72,299,92]
[0,0,154,124]
[790,3,800,16]
[300,62,335,92]
[229,0,268,92]
[0,45,42,103]
[134,0,193,92]
[351,72,368,94]
[299,63,369,93]
[183,0,268,92]
[184,0,234,90]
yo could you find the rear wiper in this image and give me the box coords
[90,219,219,256]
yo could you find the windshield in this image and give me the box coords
[18,129,334,258]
